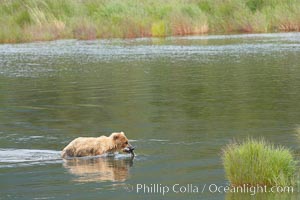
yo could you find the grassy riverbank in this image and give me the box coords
[1,0,300,43]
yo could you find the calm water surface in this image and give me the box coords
[0,33,300,200]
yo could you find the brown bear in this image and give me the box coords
[61,132,134,158]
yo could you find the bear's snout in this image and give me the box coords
[123,144,135,153]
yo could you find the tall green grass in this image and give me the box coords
[222,138,297,187]
[0,0,300,43]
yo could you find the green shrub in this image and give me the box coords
[151,21,166,37]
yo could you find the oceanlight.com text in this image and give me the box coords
[124,183,294,196]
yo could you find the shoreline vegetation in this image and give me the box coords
[222,138,297,187]
[1,0,300,43]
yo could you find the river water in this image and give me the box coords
[0,33,300,200]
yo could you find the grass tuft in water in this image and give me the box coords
[222,138,297,187]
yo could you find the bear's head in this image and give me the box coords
[110,132,134,154]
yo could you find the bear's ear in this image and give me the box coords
[120,132,124,135]
[113,134,119,140]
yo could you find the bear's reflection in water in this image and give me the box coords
[63,156,133,182]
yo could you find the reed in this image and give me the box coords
[0,0,300,43]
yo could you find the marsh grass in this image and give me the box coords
[222,138,297,187]
[0,0,300,43]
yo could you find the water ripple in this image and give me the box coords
[0,149,62,168]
